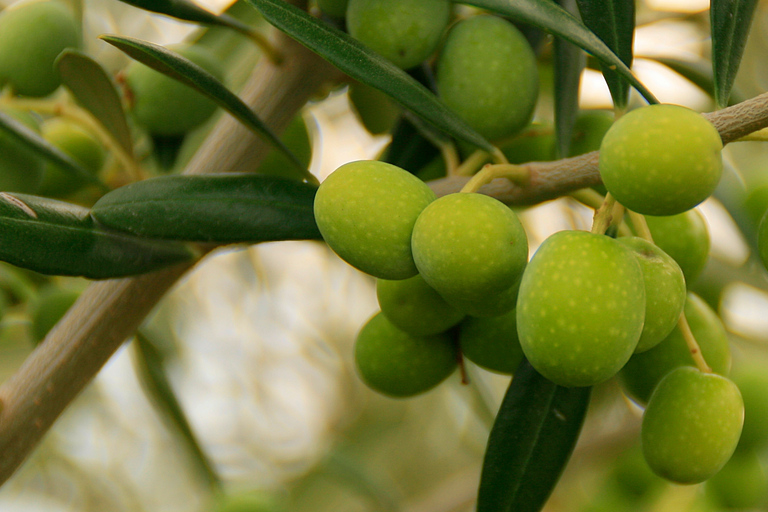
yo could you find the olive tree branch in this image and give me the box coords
[429,91,768,203]
[1,41,768,487]
[0,5,340,485]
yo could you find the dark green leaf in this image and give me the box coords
[91,174,321,243]
[575,0,635,109]
[56,50,134,156]
[134,330,221,491]
[710,0,759,108]
[381,117,441,173]
[653,57,747,106]
[553,0,585,158]
[462,0,657,105]
[245,0,495,153]
[0,193,194,278]
[117,0,259,42]
[0,111,108,192]
[477,360,590,512]
[99,35,309,178]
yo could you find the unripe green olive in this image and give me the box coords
[517,230,645,387]
[210,492,281,512]
[599,104,723,216]
[411,193,528,315]
[0,108,45,193]
[644,209,710,284]
[346,0,451,70]
[0,0,79,97]
[348,82,400,135]
[620,292,731,405]
[568,110,615,157]
[616,237,686,353]
[255,114,311,181]
[641,366,743,485]
[317,0,348,18]
[436,15,538,142]
[354,312,458,397]
[314,160,436,280]
[458,308,523,375]
[124,45,224,136]
[730,361,768,452]
[758,210,768,272]
[705,450,768,510]
[38,118,105,197]
[376,274,464,336]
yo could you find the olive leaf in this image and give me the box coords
[56,49,134,156]
[710,0,759,108]
[477,360,591,512]
[0,193,194,278]
[91,174,321,243]
[245,0,495,153]
[0,110,108,191]
[462,0,656,105]
[99,35,310,179]
[553,0,586,158]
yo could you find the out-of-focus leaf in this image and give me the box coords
[653,57,747,106]
[56,50,134,156]
[0,111,108,191]
[711,0,759,108]
[477,360,591,512]
[245,0,495,153]
[575,0,634,109]
[134,330,221,491]
[0,193,194,278]
[99,35,309,178]
[91,174,321,243]
[117,0,260,43]
[553,0,585,158]
[462,0,657,105]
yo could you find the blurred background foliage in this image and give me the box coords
[1,0,768,511]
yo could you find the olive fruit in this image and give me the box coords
[376,274,464,336]
[124,45,224,136]
[616,237,686,353]
[620,292,731,405]
[0,108,45,193]
[38,118,105,197]
[758,210,768,271]
[210,491,281,512]
[568,110,614,157]
[436,15,538,142]
[0,0,79,97]
[411,193,528,315]
[641,366,743,484]
[317,0,348,18]
[255,114,311,181]
[517,230,645,387]
[354,312,458,397]
[314,160,436,280]
[346,0,451,69]
[458,308,523,375]
[499,123,556,164]
[644,209,710,284]
[705,450,768,510]
[730,361,768,451]
[599,104,723,216]
[348,82,400,135]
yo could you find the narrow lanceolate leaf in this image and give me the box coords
[477,360,591,512]
[56,50,134,156]
[0,194,194,278]
[711,0,759,108]
[461,0,656,105]
[99,35,308,177]
[0,111,108,191]
[654,57,747,106]
[554,0,585,158]
[91,174,321,243]
[118,0,255,36]
[134,331,221,491]
[245,0,495,153]
[575,0,635,110]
